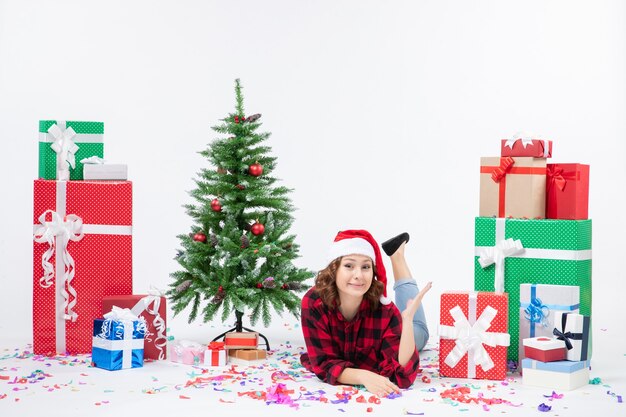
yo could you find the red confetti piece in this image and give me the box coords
[421,375,431,383]
[366,407,373,412]
[0,375,10,380]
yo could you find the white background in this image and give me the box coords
[1,0,625,371]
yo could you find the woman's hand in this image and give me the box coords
[401,281,432,322]
[359,370,400,397]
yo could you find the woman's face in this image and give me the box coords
[335,254,374,301]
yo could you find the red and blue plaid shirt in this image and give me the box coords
[300,287,420,388]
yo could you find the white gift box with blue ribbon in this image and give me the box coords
[522,358,590,391]
[92,307,146,371]
[518,284,579,360]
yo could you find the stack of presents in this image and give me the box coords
[32,119,264,371]
[439,134,592,390]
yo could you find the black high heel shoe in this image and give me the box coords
[381,232,410,256]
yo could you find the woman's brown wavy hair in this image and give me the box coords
[314,256,385,310]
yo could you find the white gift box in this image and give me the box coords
[522,358,590,391]
[203,347,227,367]
[553,312,590,361]
[84,163,128,180]
[519,284,579,360]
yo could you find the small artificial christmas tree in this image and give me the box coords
[168,79,314,333]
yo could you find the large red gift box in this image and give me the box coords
[439,291,510,380]
[102,294,167,360]
[546,163,590,220]
[33,180,132,354]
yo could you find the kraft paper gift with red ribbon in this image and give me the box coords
[546,163,590,220]
[204,341,227,366]
[500,135,552,158]
[439,291,510,380]
[479,156,547,219]
[102,293,167,360]
[224,332,258,349]
[169,340,205,365]
[33,179,133,354]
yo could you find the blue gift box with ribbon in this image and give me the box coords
[92,307,145,371]
[518,283,579,360]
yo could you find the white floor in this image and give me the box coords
[1,319,624,417]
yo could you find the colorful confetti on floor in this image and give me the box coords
[1,325,624,416]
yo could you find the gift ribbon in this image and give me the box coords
[130,289,167,360]
[477,237,524,293]
[520,284,580,337]
[225,333,258,347]
[503,133,550,157]
[547,166,580,192]
[95,308,145,369]
[48,121,79,181]
[553,313,586,359]
[439,292,510,378]
[33,181,133,353]
[208,342,225,366]
[475,218,592,292]
[480,158,547,217]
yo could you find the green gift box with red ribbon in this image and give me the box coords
[479,156,547,219]
[38,120,104,180]
[474,217,592,362]
[546,163,590,220]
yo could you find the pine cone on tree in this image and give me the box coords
[176,279,192,293]
[210,233,218,247]
[212,290,225,304]
[241,233,250,249]
[245,113,261,123]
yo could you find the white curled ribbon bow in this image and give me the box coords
[503,132,535,149]
[440,305,510,373]
[33,210,84,321]
[478,238,524,293]
[48,122,79,179]
[131,287,168,359]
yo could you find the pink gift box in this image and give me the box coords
[169,340,204,365]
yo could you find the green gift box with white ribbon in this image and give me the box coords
[38,120,104,180]
[474,217,592,362]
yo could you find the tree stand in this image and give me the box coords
[211,310,270,350]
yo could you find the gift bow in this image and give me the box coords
[48,122,79,179]
[552,313,583,351]
[33,209,84,321]
[131,289,168,360]
[208,341,225,350]
[440,305,510,372]
[478,238,524,293]
[546,166,580,192]
[99,306,146,340]
[503,132,535,149]
[524,297,550,327]
[490,157,515,183]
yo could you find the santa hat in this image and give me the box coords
[327,229,390,302]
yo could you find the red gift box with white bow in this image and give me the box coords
[439,291,510,380]
[33,179,132,354]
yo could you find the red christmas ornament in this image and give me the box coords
[248,162,263,177]
[210,198,222,212]
[234,116,240,123]
[251,221,265,236]
[218,286,223,292]
[236,184,245,190]
[193,232,207,243]
[256,283,263,288]
[281,284,288,290]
